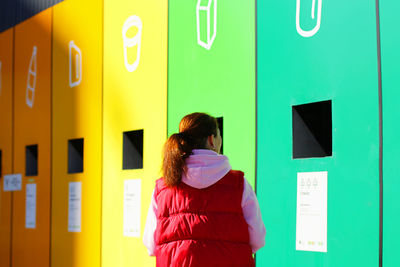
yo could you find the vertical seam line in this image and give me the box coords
[375,0,383,266]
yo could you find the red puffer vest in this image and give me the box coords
[154,170,255,267]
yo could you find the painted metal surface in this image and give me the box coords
[257,0,380,265]
[168,0,256,188]
[12,9,52,267]
[380,0,400,266]
[52,0,102,266]
[102,0,167,266]
[0,28,14,267]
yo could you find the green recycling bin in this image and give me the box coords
[168,0,256,187]
[257,0,380,265]
[380,1,400,266]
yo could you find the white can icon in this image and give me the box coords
[26,46,37,108]
[122,15,143,72]
[69,41,82,88]
[296,0,322,38]
[196,0,217,50]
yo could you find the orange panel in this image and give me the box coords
[12,9,52,267]
[0,28,14,267]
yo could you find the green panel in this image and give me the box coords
[380,1,400,266]
[257,0,379,266]
[168,0,256,187]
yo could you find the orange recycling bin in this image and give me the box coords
[0,28,14,267]
[12,9,52,267]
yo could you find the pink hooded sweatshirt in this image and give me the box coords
[143,149,266,255]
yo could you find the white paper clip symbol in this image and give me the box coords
[69,41,82,88]
[296,0,322,37]
[26,46,37,108]
[196,0,217,50]
[0,61,2,96]
[122,15,143,72]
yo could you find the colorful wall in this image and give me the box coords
[0,0,397,266]
[257,0,379,266]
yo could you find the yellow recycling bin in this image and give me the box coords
[102,0,168,266]
[12,9,52,267]
[52,0,103,266]
[0,28,14,267]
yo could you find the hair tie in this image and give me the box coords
[177,131,194,145]
[177,132,187,138]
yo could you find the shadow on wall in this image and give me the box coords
[0,0,63,33]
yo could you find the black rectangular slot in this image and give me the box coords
[26,145,38,176]
[217,117,223,155]
[292,100,332,159]
[123,130,143,170]
[68,138,84,173]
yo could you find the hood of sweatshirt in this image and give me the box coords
[181,149,232,189]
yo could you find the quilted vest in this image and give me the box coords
[154,170,254,267]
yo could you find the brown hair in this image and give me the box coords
[162,112,218,187]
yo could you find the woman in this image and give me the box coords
[143,112,266,267]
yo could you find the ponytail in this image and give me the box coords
[162,112,218,187]
[162,133,193,187]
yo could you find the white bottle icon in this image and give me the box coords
[296,0,322,37]
[26,46,37,108]
[196,0,217,50]
[122,15,143,72]
[69,41,82,88]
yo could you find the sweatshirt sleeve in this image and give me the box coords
[143,188,157,256]
[242,177,266,253]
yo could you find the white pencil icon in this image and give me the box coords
[26,46,37,108]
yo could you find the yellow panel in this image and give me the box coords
[51,0,102,266]
[102,0,167,266]
[12,9,52,267]
[0,28,14,267]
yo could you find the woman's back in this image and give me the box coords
[143,113,265,266]
[154,168,254,267]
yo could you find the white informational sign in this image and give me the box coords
[68,182,82,232]
[296,171,327,252]
[25,183,37,229]
[3,174,22,191]
[123,179,141,237]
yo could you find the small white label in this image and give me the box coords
[123,179,141,237]
[68,182,82,232]
[296,171,328,252]
[25,183,37,229]
[3,174,22,191]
